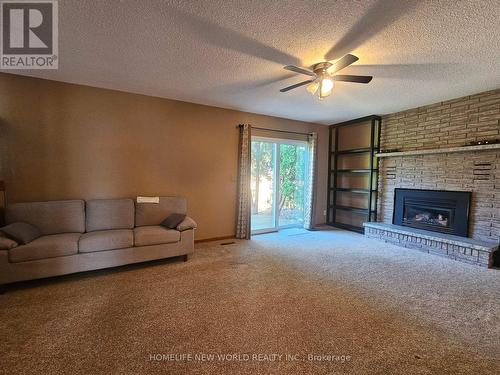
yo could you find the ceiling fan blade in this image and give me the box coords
[333,75,373,83]
[283,65,316,77]
[331,54,359,73]
[280,79,315,92]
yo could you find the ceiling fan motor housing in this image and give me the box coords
[312,62,333,75]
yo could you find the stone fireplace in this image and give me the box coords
[364,89,500,267]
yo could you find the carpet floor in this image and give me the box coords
[0,228,499,374]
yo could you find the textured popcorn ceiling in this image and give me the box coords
[8,0,500,124]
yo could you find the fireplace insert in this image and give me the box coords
[393,188,471,237]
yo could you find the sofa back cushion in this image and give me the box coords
[5,200,86,235]
[135,197,187,227]
[86,198,135,232]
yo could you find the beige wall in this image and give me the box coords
[0,73,328,240]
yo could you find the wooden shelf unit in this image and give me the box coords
[327,115,381,233]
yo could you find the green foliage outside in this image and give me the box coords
[279,144,305,215]
[251,141,306,219]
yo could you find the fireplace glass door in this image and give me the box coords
[403,203,454,233]
[393,189,471,237]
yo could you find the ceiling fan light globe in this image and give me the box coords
[319,77,334,98]
[306,81,319,95]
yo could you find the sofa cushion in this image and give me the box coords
[86,199,135,232]
[135,197,187,227]
[9,233,80,263]
[1,222,41,244]
[6,200,85,235]
[134,226,180,247]
[79,229,133,253]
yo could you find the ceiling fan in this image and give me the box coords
[280,54,372,99]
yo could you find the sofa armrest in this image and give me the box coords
[0,235,18,250]
[177,216,197,232]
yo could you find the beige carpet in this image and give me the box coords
[1,228,499,374]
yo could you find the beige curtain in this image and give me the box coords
[304,132,317,230]
[236,124,251,239]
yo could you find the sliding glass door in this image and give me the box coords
[251,137,308,234]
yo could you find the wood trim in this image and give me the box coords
[330,115,381,128]
[194,235,235,244]
[326,126,332,223]
[236,124,312,136]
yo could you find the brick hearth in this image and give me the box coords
[364,223,498,267]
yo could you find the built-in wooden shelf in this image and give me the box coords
[327,115,381,233]
[376,143,500,158]
[333,188,373,194]
[337,168,375,173]
[335,147,373,155]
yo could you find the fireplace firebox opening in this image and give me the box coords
[393,188,471,237]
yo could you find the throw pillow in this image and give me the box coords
[160,213,186,229]
[1,222,41,245]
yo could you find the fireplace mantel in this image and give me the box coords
[376,143,500,158]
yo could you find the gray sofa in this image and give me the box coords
[0,197,196,285]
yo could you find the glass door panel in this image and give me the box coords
[251,140,277,233]
[279,143,307,227]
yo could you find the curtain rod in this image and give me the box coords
[236,124,313,136]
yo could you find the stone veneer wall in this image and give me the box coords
[378,89,500,243]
